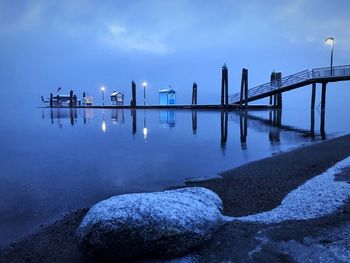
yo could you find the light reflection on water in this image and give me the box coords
[0,107,347,247]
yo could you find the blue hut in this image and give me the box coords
[159,88,176,105]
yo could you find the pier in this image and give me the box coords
[229,64,350,111]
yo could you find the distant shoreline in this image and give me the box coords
[2,134,350,262]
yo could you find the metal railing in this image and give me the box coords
[229,64,350,104]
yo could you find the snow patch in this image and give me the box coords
[232,156,350,223]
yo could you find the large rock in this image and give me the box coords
[76,187,225,260]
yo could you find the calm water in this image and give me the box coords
[0,107,349,247]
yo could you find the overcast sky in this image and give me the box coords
[1,0,349,107]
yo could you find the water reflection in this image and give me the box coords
[220,111,228,152]
[239,111,248,150]
[111,109,125,124]
[192,111,197,134]
[49,108,78,128]
[159,110,176,128]
[131,110,137,135]
[45,108,327,143]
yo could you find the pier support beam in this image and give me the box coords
[240,68,248,108]
[221,64,228,108]
[311,82,316,110]
[131,81,136,107]
[192,82,198,105]
[321,82,327,112]
[320,82,327,139]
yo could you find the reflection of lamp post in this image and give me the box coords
[101,86,106,106]
[142,82,147,106]
[101,110,106,133]
[325,37,334,76]
[143,110,148,140]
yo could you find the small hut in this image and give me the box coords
[159,88,176,105]
[110,91,124,105]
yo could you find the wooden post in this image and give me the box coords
[277,93,282,108]
[310,109,315,138]
[69,90,73,107]
[244,69,248,107]
[320,108,326,139]
[131,81,136,107]
[50,93,53,107]
[240,69,244,107]
[221,64,228,107]
[240,68,248,107]
[221,66,225,107]
[225,67,229,107]
[321,82,327,111]
[311,82,316,110]
[192,82,198,105]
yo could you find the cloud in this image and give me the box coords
[100,24,171,54]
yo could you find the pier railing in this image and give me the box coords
[229,64,350,104]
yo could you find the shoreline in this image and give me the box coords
[2,134,350,262]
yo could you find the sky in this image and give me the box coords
[0,0,350,108]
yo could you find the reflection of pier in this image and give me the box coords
[49,108,77,127]
[232,109,326,144]
[111,109,125,124]
[159,110,176,128]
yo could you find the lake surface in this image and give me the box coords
[0,107,349,247]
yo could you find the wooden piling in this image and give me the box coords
[50,93,53,107]
[311,82,316,110]
[221,64,228,107]
[321,82,327,111]
[310,109,315,138]
[240,68,248,108]
[69,90,73,107]
[131,81,137,107]
[192,82,198,105]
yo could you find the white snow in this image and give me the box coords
[231,156,350,224]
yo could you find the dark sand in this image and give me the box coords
[2,135,350,262]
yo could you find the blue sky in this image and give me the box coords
[1,0,350,107]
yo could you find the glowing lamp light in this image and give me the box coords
[101,86,106,91]
[325,37,334,46]
[142,82,147,87]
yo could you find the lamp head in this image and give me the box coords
[142,82,147,87]
[325,37,334,46]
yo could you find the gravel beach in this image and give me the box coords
[2,134,350,262]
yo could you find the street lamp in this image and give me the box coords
[142,81,147,106]
[325,37,334,76]
[101,86,106,106]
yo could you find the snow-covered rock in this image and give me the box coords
[76,187,225,260]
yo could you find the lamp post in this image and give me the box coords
[142,81,147,106]
[101,86,105,106]
[325,37,334,76]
